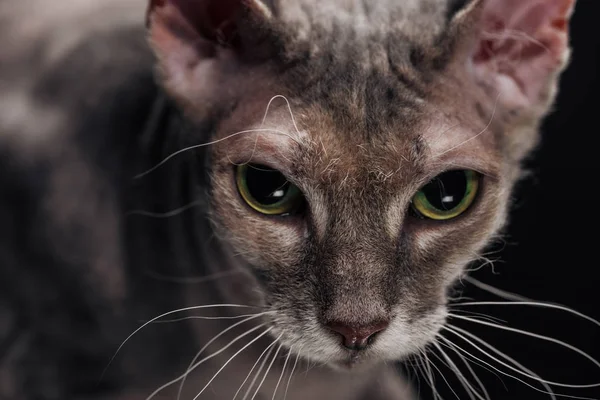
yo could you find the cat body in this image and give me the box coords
[0,0,576,399]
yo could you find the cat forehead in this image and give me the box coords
[215,93,500,192]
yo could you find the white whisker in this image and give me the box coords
[147,319,267,400]
[193,328,275,400]
[453,300,600,328]
[272,347,292,400]
[427,350,461,400]
[234,336,280,400]
[463,275,533,301]
[251,343,283,400]
[103,304,261,380]
[241,337,281,400]
[434,92,501,158]
[149,314,264,324]
[442,339,492,400]
[262,95,302,138]
[449,315,600,382]
[443,326,600,399]
[134,128,300,179]
[433,341,485,400]
[175,313,269,400]
[284,350,301,400]
[421,349,444,400]
[144,269,242,285]
[447,309,506,325]
[126,199,205,219]
[439,332,562,400]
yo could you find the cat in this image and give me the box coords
[0,0,582,399]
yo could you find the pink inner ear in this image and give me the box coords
[474,0,572,63]
[472,0,574,107]
[148,0,243,43]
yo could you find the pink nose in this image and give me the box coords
[326,320,389,350]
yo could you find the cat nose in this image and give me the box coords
[326,320,389,350]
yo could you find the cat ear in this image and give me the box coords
[146,0,273,107]
[450,0,576,110]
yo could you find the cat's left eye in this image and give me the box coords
[411,170,480,221]
[236,164,304,216]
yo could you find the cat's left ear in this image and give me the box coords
[450,0,576,110]
[146,0,275,113]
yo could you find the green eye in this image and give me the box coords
[236,164,304,216]
[412,170,480,221]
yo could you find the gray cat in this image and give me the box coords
[0,0,580,399]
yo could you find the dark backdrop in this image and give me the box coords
[419,1,600,399]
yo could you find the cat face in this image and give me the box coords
[148,0,574,367]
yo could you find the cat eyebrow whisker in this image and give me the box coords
[125,198,205,219]
[262,95,303,139]
[134,128,302,180]
[433,92,501,158]
[143,269,242,285]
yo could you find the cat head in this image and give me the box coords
[146,0,574,367]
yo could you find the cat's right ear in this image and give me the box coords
[146,0,273,109]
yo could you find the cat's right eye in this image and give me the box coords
[411,170,480,221]
[236,164,305,216]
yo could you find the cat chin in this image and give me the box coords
[321,351,388,372]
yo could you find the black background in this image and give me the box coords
[418,1,600,399]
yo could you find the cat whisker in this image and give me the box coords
[192,328,277,400]
[144,269,242,285]
[434,91,501,158]
[432,341,485,400]
[272,346,292,400]
[436,334,507,386]
[283,349,301,400]
[411,353,429,400]
[444,325,600,399]
[148,313,265,324]
[262,95,302,139]
[440,339,492,400]
[177,311,270,400]
[250,343,283,400]
[147,319,268,400]
[125,199,205,219]
[446,309,506,325]
[134,128,301,180]
[462,275,533,301]
[103,304,262,380]
[238,337,281,400]
[452,300,600,328]
[427,348,462,400]
[437,332,564,400]
[420,349,444,400]
[447,315,600,385]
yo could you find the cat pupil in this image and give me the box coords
[245,165,291,205]
[422,171,468,211]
